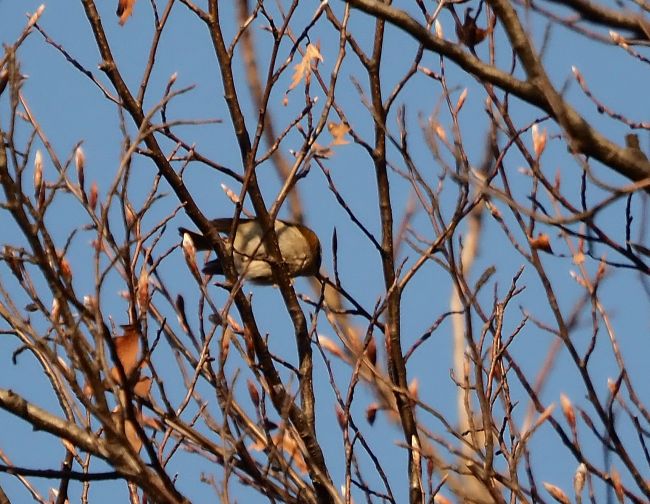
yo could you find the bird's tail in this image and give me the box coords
[201,259,224,275]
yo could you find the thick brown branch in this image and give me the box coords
[345,0,650,185]
[0,389,187,504]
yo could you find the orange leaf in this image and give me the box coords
[275,431,307,474]
[111,324,141,380]
[124,418,142,453]
[288,43,323,91]
[133,376,152,399]
[573,251,585,265]
[250,428,307,474]
[117,0,136,25]
[529,233,553,253]
[111,410,143,453]
[328,122,350,145]
[141,413,164,431]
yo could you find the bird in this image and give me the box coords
[179,218,321,285]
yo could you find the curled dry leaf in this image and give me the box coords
[133,376,152,399]
[529,233,553,253]
[456,8,494,48]
[250,429,308,474]
[288,43,323,91]
[117,0,136,25]
[328,122,350,145]
[111,324,141,381]
[124,417,142,453]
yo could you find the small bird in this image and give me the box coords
[179,218,321,285]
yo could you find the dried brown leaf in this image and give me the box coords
[529,233,553,253]
[111,324,141,380]
[288,43,323,91]
[124,418,142,453]
[133,376,152,399]
[117,0,136,25]
[250,429,307,474]
[328,122,350,145]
